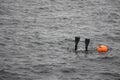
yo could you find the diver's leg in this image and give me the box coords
[85,39,90,51]
[75,37,80,51]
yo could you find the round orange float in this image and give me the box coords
[97,44,108,53]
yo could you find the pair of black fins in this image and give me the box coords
[75,37,90,52]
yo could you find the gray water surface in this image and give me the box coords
[0,0,120,80]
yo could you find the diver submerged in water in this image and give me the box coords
[75,37,109,58]
[75,37,90,51]
[75,37,90,57]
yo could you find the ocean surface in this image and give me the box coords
[0,0,120,80]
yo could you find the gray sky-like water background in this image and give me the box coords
[0,0,120,80]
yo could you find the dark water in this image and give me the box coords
[0,0,120,80]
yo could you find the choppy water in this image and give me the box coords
[0,0,120,80]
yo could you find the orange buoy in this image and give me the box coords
[97,44,108,53]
